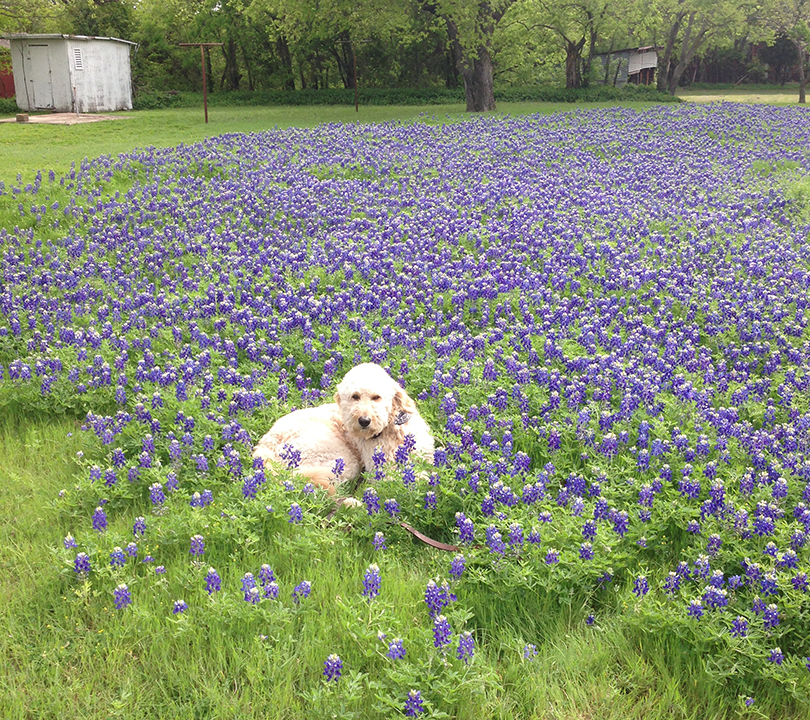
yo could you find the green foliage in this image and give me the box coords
[0,97,18,115]
[131,84,680,110]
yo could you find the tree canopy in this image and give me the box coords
[0,0,805,107]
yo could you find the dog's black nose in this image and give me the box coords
[358,416,371,428]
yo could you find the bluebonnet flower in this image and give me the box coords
[425,580,454,617]
[173,599,188,614]
[288,502,303,524]
[612,511,629,538]
[633,575,649,598]
[331,457,345,480]
[372,532,386,551]
[241,572,256,598]
[768,648,784,665]
[579,542,594,560]
[457,631,475,664]
[384,498,400,517]
[450,554,466,580]
[424,491,437,509]
[63,534,77,549]
[362,564,381,601]
[404,689,425,716]
[74,552,91,575]
[205,567,221,594]
[387,638,406,660]
[508,523,524,547]
[110,547,126,567]
[323,654,342,682]
[487,528,506,555]
[92,506,107,532]
[763,604,780,629]
[730,616,748,638]
[190,534,205,557]
[433,615,452,649]
[791,572,809,592]
[760,572,779,596]
[706,534,723,555]
[687,599,704,619]
[149,483,165,506]
[545,548,560,565]
[362,487,380,515]
[292,580,311,604]
[523,644,538,660]
[113,583,132,610]
[259,564,275,585]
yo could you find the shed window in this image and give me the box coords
[73,48,83,71]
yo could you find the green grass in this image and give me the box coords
[0,413,803,720]
[677,84,806,105]
[1,100,663,187]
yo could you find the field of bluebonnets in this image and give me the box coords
[3,102,810,717]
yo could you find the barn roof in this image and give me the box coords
[3,33,136,46]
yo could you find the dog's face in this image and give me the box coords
[334,363,412,441]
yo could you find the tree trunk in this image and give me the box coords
[603,51,612,85]
[613,57,622,86]
[460,48,496,111]
[667,12,707,95]
[582,27,597,88]
[445,17,496,111]
[221,37,240,91]
[796,41,807,104]
[277,36,295,91]
[657,14,684,93]
[565,37,585,89]
[330,31,356,90]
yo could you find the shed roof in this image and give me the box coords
[3,33,137,46]
[593,45,658,58]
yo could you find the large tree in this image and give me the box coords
[535,0,619,89]
[652,0,757,95]
[768,0,810,103]
[423,0,518,111]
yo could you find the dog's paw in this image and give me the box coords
[339,497,363,509]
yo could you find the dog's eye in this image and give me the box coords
[371,395,381,401]
[351,393,360,401]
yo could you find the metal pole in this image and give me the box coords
[353,42,358,112]
[179,43,222,123]
[201,44,208,124]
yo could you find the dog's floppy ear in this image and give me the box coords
[392,385,416,419]
[334,390,341,406]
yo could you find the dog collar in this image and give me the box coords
[394,410,412,426]
[370,411,411,440]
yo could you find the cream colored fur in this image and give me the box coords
[252,363,434,494]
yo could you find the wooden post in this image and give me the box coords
[179,43,224,123]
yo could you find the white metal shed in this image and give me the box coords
[6,34,135,113]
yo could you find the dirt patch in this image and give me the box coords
[0,112,132,125]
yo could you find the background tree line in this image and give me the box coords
[2,0,809,108]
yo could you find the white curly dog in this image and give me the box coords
[253,363,434,493]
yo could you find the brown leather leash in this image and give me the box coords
[398,521,461,552]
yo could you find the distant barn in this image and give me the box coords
[596,46,658,87]
[6,34,135,112]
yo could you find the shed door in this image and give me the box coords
[26,44,54,109]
